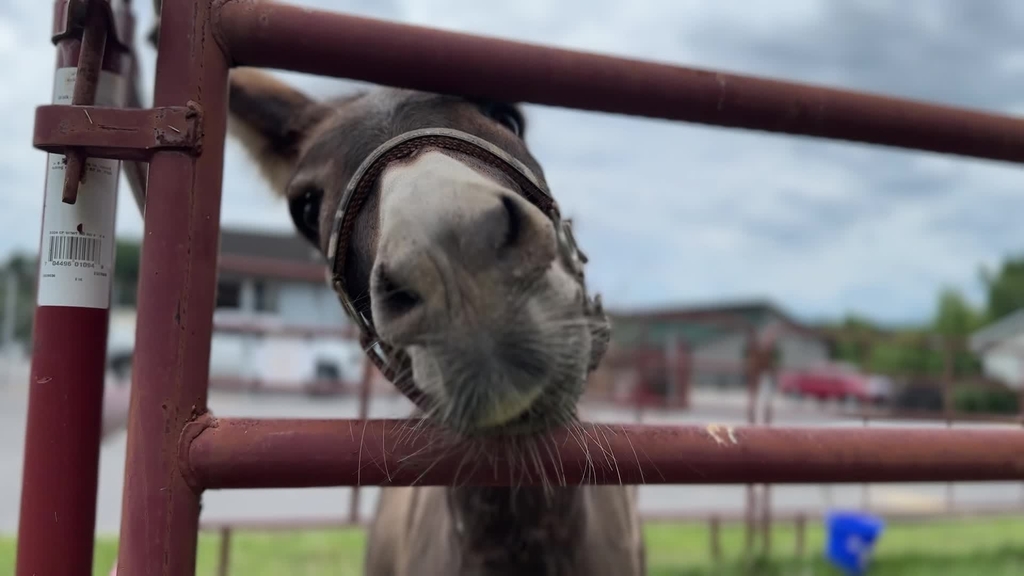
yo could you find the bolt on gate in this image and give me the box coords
[16,0,1024,574]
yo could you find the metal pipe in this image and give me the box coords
[1019,363,1024,507]
[114,0,230,572]
[197,500,1024,533]
[760,349,777,557]
[709,516,721,564]
[186,418,1024,489]
[943,338,956,511]
[743,329,759,556]
[217,1,1024,165]
[60,0,107,205]
[217,528,233,576]
[15,4,127,573]
[860,336,872,512]
[119,0,150,213]
[794,514,806,559]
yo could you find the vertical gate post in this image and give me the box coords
[794,514,806,559]
[708,515,721,563]
[942,337,955,509]
[217,527,233,576]
[859,335,872,511]
[1019,368,1024,506]
[115,0,229,572]
[16,1,127,574]
[760,341,777,557]
[743,328,759,557]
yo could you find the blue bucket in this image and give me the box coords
[824,510,885,575]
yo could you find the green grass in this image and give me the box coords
[3,516,1024,575]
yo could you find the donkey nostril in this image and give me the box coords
[499,194,523,251]
[375,268,422,318]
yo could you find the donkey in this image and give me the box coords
[226,67,646,576]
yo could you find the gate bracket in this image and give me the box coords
[178,411,217,494]
[33,102,203,163]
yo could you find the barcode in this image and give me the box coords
[48,235,101,265]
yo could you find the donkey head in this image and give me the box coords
[227,69,607,436]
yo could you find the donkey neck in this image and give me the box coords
[447,485,586,576]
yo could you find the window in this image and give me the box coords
[254,280,279,313]
[315,360,341,381]
[215,279,241,309]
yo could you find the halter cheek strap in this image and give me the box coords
[323,128,609,412]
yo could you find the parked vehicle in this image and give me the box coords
[889,378,944,412]
[779,363,891,406]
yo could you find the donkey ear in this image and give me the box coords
[227,68,332,194]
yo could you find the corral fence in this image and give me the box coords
[15,0,1024,574]
[198,327,1024,573]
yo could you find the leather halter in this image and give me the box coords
[324,127,608,413]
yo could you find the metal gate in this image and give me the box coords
[16,0,1024,574]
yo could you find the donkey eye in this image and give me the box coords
[288,184,323,245]
[479,102,523,137]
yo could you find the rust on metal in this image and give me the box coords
[34,103,202,161]
[50,1,148,211]
[217,1,1024,166]
[53,0,132,50]
[60,0,108,204]
[116,0,149,212]
[186,418,1024,489]
[177,412,217,493]
[113,0,231,572]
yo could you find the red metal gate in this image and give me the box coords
[17,0,1024,574]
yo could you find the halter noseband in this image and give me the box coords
[324,128,609,413]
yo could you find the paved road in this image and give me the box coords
[3,358,1023,537]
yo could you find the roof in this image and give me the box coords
[969,308,1024,353]
[611,299,782,326]
[219,228,324,265]
[218,228,327,283]
[608,299,822,349]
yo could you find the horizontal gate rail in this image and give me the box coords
[216,0,1024,165]
[183,418,1024,489]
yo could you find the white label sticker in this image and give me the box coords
[36,67,125,309]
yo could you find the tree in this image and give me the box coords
[933,287,981,339]
[0,238,143,345]
[930,288,984,378]
[822,314,886,368]
[0,251,40,345]
[113,239,142,305]
[980,255,1024,323]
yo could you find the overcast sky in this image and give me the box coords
[2,0,1023,325]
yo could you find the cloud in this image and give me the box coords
[3,0,1023,325]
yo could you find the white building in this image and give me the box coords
[969,308,1024,390]
[107,228,370,395]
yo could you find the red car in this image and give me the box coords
[779,363,891,406]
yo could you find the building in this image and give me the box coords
[603,300,831,391]
[969,308,1024,389]
[107,227,371,395]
